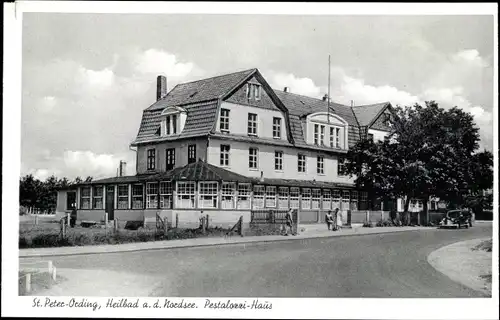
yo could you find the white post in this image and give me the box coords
[25,273,31,293]
[34,214,38,225]
[67,212,70,227]
[47,261,53,274]
[105,212,108,230]
[52,266,57,281]
[366,210,370,223]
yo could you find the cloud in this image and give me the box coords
[62,150,136,179]
[135,49,195,78]
[268,72,322,97]
[78,67,115,87]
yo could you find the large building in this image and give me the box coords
[56,68,396,227]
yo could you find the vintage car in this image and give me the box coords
[439,209,472,229]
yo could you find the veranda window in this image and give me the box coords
[237,184,251,209]
[289,187,300,208]
[80,186,91,209]
[177,181,195,209]
[117,185,129,209]
[332,189,341,209]
[253,185,265,209]
[322,189,331,210]
[265,186,277,208]
[278,187,289,208]
[221,182,236,209]
[342,190,350,210]
[359,191,369,210]
[301,188,311,210]
[93,186,103,209]
[351,191,358,211]
[159,181,173,209]
[311,189,321,209]
[199,182,218,209]
[132,184,144,209]
[146,182,158,209]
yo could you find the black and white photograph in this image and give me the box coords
[3,2,498,319]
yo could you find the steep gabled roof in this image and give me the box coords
[352,102,390,127]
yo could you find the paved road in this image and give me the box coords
[21,224,492,297]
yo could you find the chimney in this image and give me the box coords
[322,94,329,101]
[118,160,127,177]
[156,75,167,101]
[284,87,289,93]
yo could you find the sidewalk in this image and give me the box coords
[19,224,431,258]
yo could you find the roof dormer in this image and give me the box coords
[304,112,349,149]
[160,106,187,136]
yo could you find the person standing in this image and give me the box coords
[333,208,341,231]
[325,211,334,230]
[284,209,296,236]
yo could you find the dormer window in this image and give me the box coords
[307,112,348,149]
[246,83,261,101]
[161,106,187,136]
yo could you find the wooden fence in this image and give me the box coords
[250,209,290,224]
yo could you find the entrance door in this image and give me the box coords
[66,191,76,210]
[106,186,115,220]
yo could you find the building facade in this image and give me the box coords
[57,68,399,227]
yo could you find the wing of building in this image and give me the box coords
[57,68,404,227]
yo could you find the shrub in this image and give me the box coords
[362,222,374,228]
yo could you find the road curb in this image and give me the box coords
[19,227,431,258]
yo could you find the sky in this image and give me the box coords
[21,13,495,181]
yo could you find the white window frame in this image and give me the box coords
[312,188,321,209]
[188,144,196,164]
[314,124,319,145]
[198,181,218,209]
[220,108,230,132]
[298,154,306,173]
[247,83,261,101]
[249,147,258,169]
[252,185,265,209]
[278,187,289,209]
[147,149,156,171]
[146,182,158,209]
[322,189,332,210]
[275,151,283,171]
[132,184,144,209]
[265,186,277,208]
[159,181,173,209]
[320,125,325,146]
[273,117,281,139]
[166,148,175,170]
[117,184,129,209]
[177,181,196,209]
[329,127,335,148]
[92,185,104,209]
[336,127,341,148]
[81,186,91,209]
[221,182,236,209]
[342,190,350,203]
[247,113,258,136]
[301,188,311,210]
[332,189,341,209]
[237,183,251,209]
[338,157,346,176]
[254,84,261,101]
[220,144,230,167]
[317,156,324,175]
[351,190,358,210]
[290,187,300,208]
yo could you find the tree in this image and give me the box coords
[345,101,492,224]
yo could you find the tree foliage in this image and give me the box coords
[345,101,493,215]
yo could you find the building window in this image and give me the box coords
[275,151,283,171]
[93,186,103,209]
[147,149,156,171]
[338,157,346,176]
[247,83,261,101]
[322,189,331,210]
[188,145,196,164]
[166,148,175,170]
[332,189,341,209]
[314,124,319,145]
[221,182,236,209]
[220,145,230,166]
[320,125,325,145]
[273,117,281,139]
[132,184,144,209]
[330,127,335,148]
[220,108,230,132]
[368,133,374,141]
[301,188,311,210]
[312,189,321,209]
[247,113,257,136]
[278,187,289,209]
[117,185,129,209]
[80,186,91,209]
[336,128,340,148]
[359,191,368,210]
[172,114,177,134]
[298,154,306,173]
[177,181,195,209]
[342,190,350,204]
[265,186,277,208]
[317,156,324,174]
[159,181,172,209]
[199,182,218,209]
[237,183,251,209]
[146,182,158,209]
[351,191,358,211]
[253,185,265,209]
[249,147,258,169]
[166,115,171,135]
[289,187,300,208]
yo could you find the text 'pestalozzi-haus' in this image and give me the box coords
[56,68,398,228]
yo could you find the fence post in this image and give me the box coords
[175,213,179,229]
[67,213,70,227]
[366,211,370,224]
[206,214,209,230]
[114,218,118,232]
[25,273,31,293]
[201,216,206,234]
[47,261,53,274]
[34,214,38,226]
[238,216,243,236]
[52,266,57,281]
[104,212,108,233]
[164,217,168,235]
[60,219,66,239]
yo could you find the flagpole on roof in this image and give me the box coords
[328,54,331,123]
